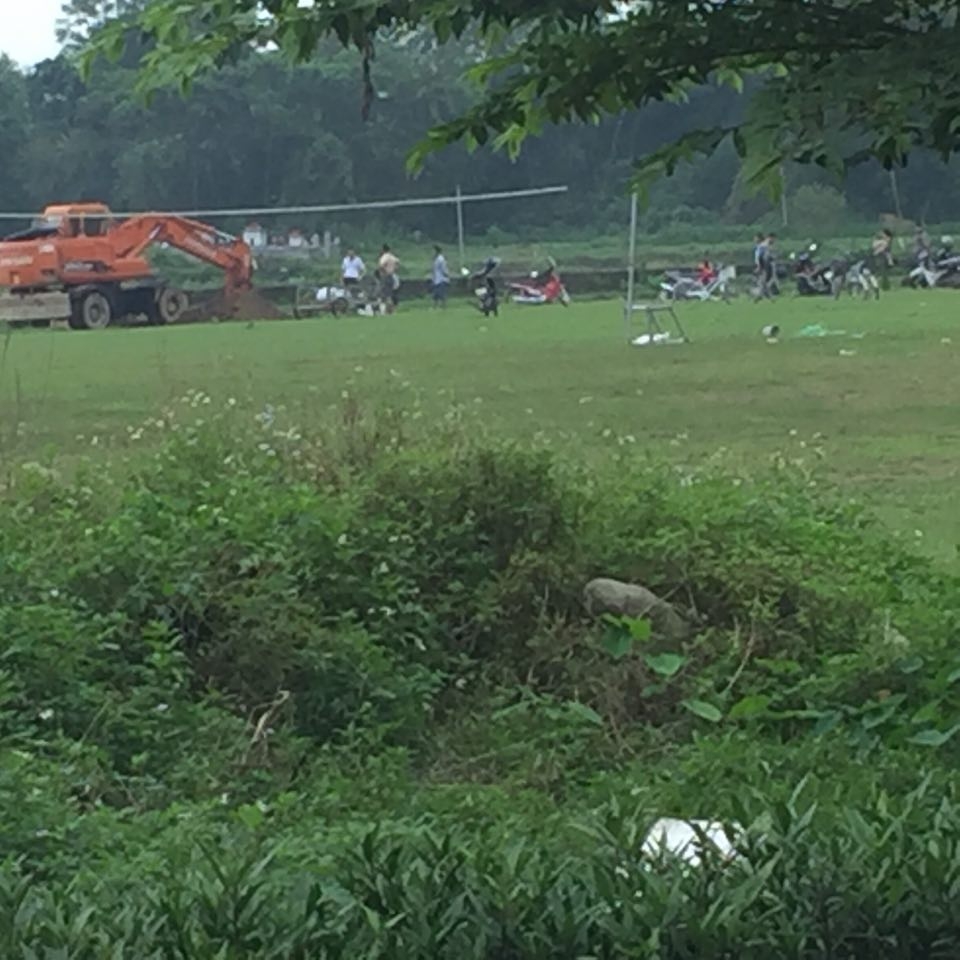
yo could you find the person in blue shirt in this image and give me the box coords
[753,233,765,271]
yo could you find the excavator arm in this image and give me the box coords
[108,214,254,294]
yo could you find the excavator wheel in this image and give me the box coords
[69,291,113,331]
[155,287,188,325]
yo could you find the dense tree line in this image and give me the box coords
[2,10,960,241]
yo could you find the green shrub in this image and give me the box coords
[1,772,960,957]
[2,407,960,922]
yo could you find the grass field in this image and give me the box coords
[2,288,958,559]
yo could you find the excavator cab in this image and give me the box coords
[41,203,115,239]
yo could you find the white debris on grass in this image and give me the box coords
[641,818,743,867]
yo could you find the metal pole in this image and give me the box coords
[625,193,639,341]
[456,185,466,273]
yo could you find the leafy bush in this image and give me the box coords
[2,772,960,957]
[2,404,960,946]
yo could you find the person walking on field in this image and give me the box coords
[431,245,450,307]
[754,233,777,300]
[341,248,365,290]
[378,244,400,313]
[871,228,894,290]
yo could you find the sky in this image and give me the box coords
[1,0,62,67]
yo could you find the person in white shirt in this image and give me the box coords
[377,244,401,313]
[341,249,365,289]
[431,245,450,307]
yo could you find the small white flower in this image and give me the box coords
[155,703,170,713]
[38,709,54,722]
[337,534,349,546]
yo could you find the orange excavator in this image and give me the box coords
[0,203,255,330]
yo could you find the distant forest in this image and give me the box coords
[4,5,960,240]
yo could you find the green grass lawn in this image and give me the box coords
[2,289,958,558]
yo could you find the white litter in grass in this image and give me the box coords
[641,818,742,867]
[632,332,672,347]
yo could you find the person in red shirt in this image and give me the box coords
[697,257,718,286]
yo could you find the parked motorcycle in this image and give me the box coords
[509,258,571,306]
[793,245,840,297]
[793,244,879,300]
[842,255,881,299]
[905,239,960,288]
[471,257,501,317]
[660,265,736,302]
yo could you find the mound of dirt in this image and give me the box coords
[182,289,286,323]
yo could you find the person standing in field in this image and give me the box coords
[341,248,365,290]
[753,233,774,300]
[871,228,894,290]
[431,245,450,307]
[378,244,400,313]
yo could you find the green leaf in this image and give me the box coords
[897,656,925,675]
[911,701,942,726]
[682,699,723,723]
[235,803,265,830]
[566,702,604,727]
[908,728,959,747]
[601,629,634,661]
[645,653,687,678]
[626,617,652,642]
[811,710,843,737]
[716,67,744,94]
[728,694,772,720]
